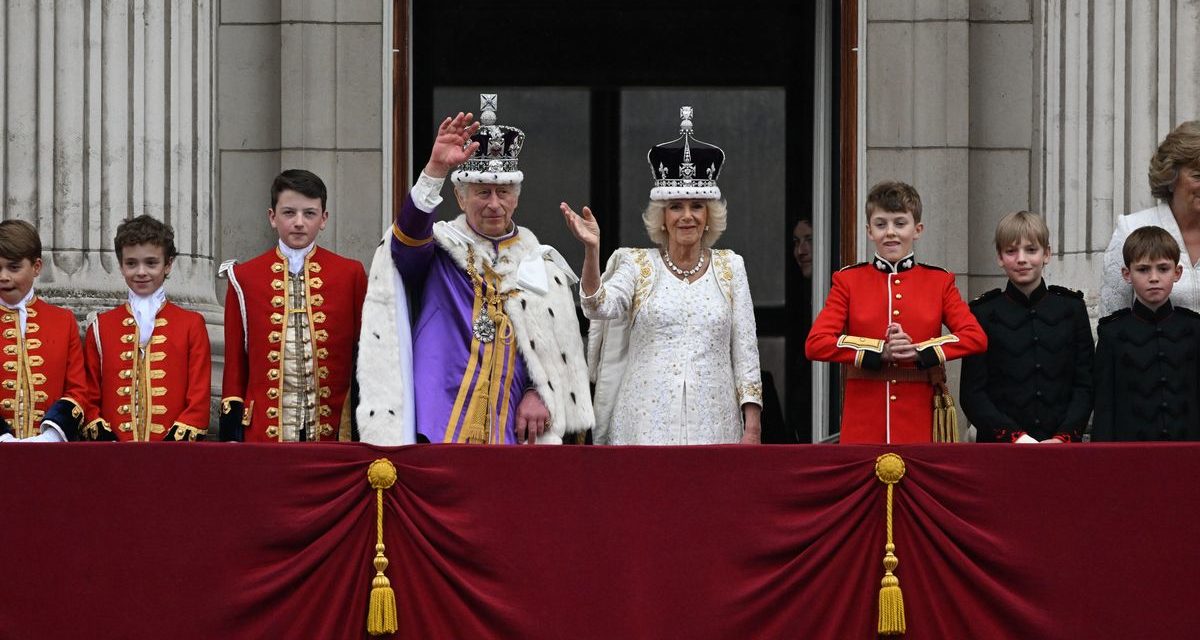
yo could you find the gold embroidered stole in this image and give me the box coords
[446,245,520,444]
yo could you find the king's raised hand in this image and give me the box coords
[424,112,481,178]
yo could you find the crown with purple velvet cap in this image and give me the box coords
[451,93,526,186]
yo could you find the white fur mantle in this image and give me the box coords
[355,232,417,445]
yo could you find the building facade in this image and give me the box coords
[1,0,1196,437]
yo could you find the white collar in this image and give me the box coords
[0,287,35,336]
[128,286,167,345]
[278,239,316,274]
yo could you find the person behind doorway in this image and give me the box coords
[565,105,763,445]
[218,170,368,443]
[81,215,212,441]
[805,181,986,444]
[361,94,593,445]
[764,215,817,444]
[0,220,88,443]
[1099,120,1200,315]
[1093,226,1200,441]
[960,211,1093,444]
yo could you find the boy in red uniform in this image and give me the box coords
[0,220,88,442]
[219,169,367,442]
[81,215,211,441]
[806,181,986,443]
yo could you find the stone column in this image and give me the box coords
[1035,0,1200,312]
[863,1,973,434]
[1,0,217,315]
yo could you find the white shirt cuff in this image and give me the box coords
[38,421,67,442]
[410,172,446,214]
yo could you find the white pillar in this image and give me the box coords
[1,0,217,313]
[1037,0,1200,310]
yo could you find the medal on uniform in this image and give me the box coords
[473,307,496,343]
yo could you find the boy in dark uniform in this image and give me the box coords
[1092,226,1200,441]
[961,211,1094,443]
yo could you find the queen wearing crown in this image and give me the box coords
[563,107,763,444]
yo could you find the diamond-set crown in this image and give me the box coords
[451,93,526,185]
[646,106,725,201]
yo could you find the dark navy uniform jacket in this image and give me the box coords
[1092,299,1200,442]
[961,280,1094,442]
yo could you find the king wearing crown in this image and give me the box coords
[356,95,593,444]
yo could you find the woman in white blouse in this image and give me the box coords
[1100,120,1200,315]
[560,107,762,445]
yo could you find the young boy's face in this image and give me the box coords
[119,243,173,296]
[0,257,42,306]
[997,237,1051,289]
[268,189,328,250]
[1122,257,1182,307]
[867,209,923,263]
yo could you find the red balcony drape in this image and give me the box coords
[1,443,1195,639]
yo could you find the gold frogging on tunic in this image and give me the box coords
[2,305,42,438]
[269,255,328,442]
[118,313,171,441]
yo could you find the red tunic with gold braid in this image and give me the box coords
[82,302,212,441]
[806,255,987,444]
[0,296,88,439]
[220,246,367,442]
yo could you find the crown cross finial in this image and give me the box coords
[646,104,723,201]
[679,106,694,133]
[480,93,498,126]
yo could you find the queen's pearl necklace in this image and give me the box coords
[662,248,706,278]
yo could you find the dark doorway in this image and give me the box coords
[412,0,820,440]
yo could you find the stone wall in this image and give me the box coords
[864,0,1200,312]
[1034,0,1200,317]
[1,0,218,312]
[0,1,390,430]
[216,0,389,276]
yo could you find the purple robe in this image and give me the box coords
[392,195,529,444]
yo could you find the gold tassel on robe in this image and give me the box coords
[366,459,399,635]
[875,453,907,635]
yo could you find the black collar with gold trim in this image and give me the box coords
[872,253,916,274]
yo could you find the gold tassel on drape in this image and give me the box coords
[875,453,907,635]
[366,459,399,636]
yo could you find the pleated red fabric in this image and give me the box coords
[1,442,1196,639]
